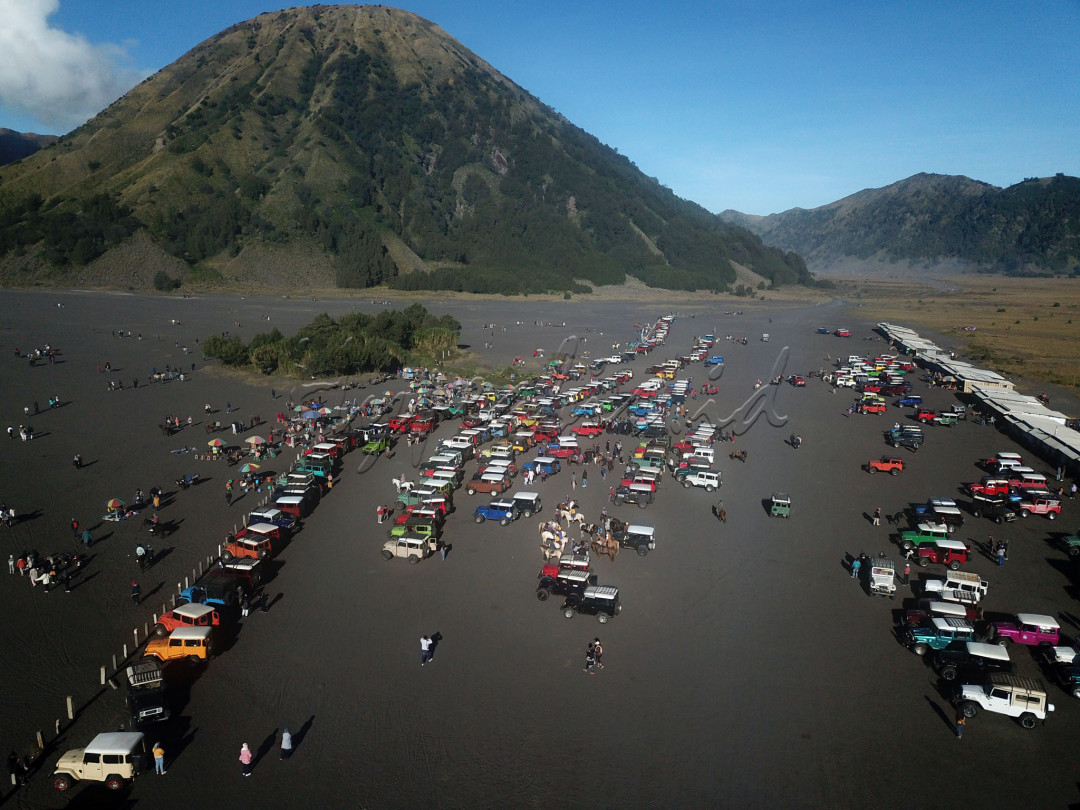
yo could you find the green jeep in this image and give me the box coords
[396,488,437,509]
[388,521,439,540]
[905,616,976,655]
[362,436,391,455]
[932,413,960,427]
[1060,531,1080,558]
[293,458,333,478]
[899,522,950,551]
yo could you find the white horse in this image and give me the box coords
[393,477,414,494]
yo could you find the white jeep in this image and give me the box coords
[956,673,1054,729]
[53,732,146,790]
[682,470,720,492]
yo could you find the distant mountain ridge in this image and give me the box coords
[0,4,809,293]
[0,129,57,166]
[719,172,1080,276]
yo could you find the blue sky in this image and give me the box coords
[1,0,1077,214]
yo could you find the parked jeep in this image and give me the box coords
[955,673,1055,729]
[917,538,971,570]
[381,534,437,564]
[536,567,594,601]
[221,532,274,562]
[923,571,989,605]
[933,641,1013,682]
[474,500,518,525]
[562,585,622,623]
[619,524,656,556]
[899,522,950,551]
[969,494,1018,524]
[143,626,213,664]
[682,470,721,492]
[905,616,976,655]
[53,731,146,791]
[153,602,221,637]
[466,472,510,497]
[124,659,171,726]
[888,431,923,452]
[990,613,1061,647]
[866,457,904,475]
[1017,496,1062,520]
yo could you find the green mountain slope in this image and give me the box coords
[0,5,809,293]
[719,172,1080,276]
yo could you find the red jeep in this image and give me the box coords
[968,478,1010,497]
[532,425,559,442]
[858,401,887,415]
[410,415,435,435]
[153,603,221,637]
[916,408,938,423]
[1018,496,1062,519]
[571,423,604,437]
[388,414,415,434]
[866,457,904,475]
[917,539,971,570]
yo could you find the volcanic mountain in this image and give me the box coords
[0,5,809,293]
[719,172,1080,276]
[0,129,58,166]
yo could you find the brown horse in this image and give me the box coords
[590,535,619,562]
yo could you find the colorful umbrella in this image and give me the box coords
[293,405,306,412]
[318,406,332,415]
[239,463,260,473]
[106,498,125,510]
[301,410,322,419]
[208,438,225,447]
[245,436,267,445]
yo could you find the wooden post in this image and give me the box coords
[170,594,176,607]
[100,666,106,685]
[184,577,189,589]
[134,628,140,646]
[66,696,74,721]
[55,719,60,735]
[122,643,128,659]
[35,731,43,750]
[112,654,117,671]
[198,560,203,576]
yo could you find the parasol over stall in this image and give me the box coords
[245,436,267,445]
[207,438,226,447]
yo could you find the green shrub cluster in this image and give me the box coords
[201,303,460,376]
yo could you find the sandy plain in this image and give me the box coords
[0,287,1078,809]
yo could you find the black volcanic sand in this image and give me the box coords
[1,289,1078,809]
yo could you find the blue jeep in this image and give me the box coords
[706,356,724,365]
[522,457,561,476]
[474,500,518,525]
[897,395,923,407]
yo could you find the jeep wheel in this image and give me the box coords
[1019,713,1037,729]
[522,509,533,518]
[187,654,202,664]
[474,514,485,524]
[54,775,71,791]
[153,624,168,638]
[221,550,234,562]
[994,516,1004,525]
[868,466,878,474]
[407,554,419,565]
[106,775,124,790]
[948,560,961,571]
[946,524,956,533]
[536,589,550,601]
[499,517,511,526]
[890,468,899,476]
[1070,547,1080,558]
[940,667,958,681]
[638,500,647,509]
[637,546,648,556]
[705,485,714,492]
[380,549,393,560]
[901,540,913,551]
[257,549,269,560]
[997,637,1010,647]
[597,613,609,624]
[912,642,928,656]
[1048,512,1056,520]
[467,488,476,496]
[1020,509,1030,518]
[917,557,929,567]
[912,443,919,451]
[960,701,978,718]
[972,508,982,518]
[563,608,575,619]
[683,481,690,488]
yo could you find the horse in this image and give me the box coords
[393,478,413,494]
[591,535,619,562]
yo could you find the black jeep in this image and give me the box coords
[969,494,1018,524]
[932,641,1014,681]
[562,585,622,623]
[536,568,595,601]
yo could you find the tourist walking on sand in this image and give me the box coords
[153,742,166,774]
[280,728,293,760]
[955,710,966,739]
[239,743,252,776]
[420,635,433,666]
[850,557,861,580]
[593,638,604,669]
[131,580,141,605]
[584,642,597,674]
[872,507,881,526]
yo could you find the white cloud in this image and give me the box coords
[0,0,143,132]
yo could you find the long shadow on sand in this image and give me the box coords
[252,728,278,769]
